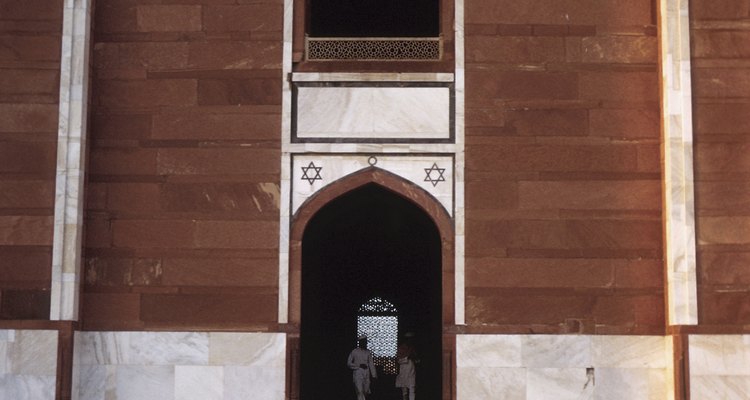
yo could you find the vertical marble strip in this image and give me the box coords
[659,0,698,326]
[278,0,295,324]
[453,0,466,326]
[51,0,93,321]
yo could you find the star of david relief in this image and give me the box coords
[300,161,323,185]
[424,163,446,187]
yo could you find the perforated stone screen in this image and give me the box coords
[306,38,441,61]
[357,297,399,374]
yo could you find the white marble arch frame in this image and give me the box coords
[284,166,457,398]
[290,81,456,143]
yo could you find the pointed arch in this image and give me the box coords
[287,166,455,326]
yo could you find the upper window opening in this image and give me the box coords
[309,0,439,38]
[304,0,442,61]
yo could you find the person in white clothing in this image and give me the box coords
[395,335,416,400]
[347,335,377,400]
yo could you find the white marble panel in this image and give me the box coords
[691,375,750,400]
[9,330,59,376]
[175,366,223,400]
[116,365,175,400]
[689,335,750,376]
[456,335,522,368]
[521,335,591,368]
[0,340,8,374]
[224,366,285,400]
[592,336,666,369]
[292,72,454,82]
[593,368,651,400]
[292,155,453,216]
[208,332,286,367]
[0,374,56,400]
[74,365,110,400]
[296,87,450,139]
[77,331,209,366]
[527,368,594,400]
[456,367,525,400]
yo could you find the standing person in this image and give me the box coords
[348,335,377,400]
[395,334,417,400]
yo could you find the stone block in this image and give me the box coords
[88,148,158,176]
[465,0,652,26]
[140,293,277,325]
[160,182,280,215]
[161,257,277,287]
[696,181,750,213]
[696,143,750,173]
[187,42,282,70]
[0,69,58,95]
[194,220,278,249]
[94,4,138,34]
[698,217,750,245]
[467,70,578,101]
[0,216,53,246]
[691,0,750,20]
[592,295,664,328]
[0,248,50,286]
[0,180,54,209]
[579,71,658,102]
[136,5,201,32]
[695,103,750,135]
[91,113,152,139]
[699,292,750,325]
[466,36,565,63]
[466,288,595,325]
[96,79,197,108]
[95,42,189,71]
[581,36,657,64]
[699,252,750,286]
[0,35,60,62]
[81,293,141,325]
[466,180,518,210]
[202,5,283,33]
[0,290,50,319]
[613,259,663,288]
[107,183,161,212]
[156,148,280,176]
[694,68,750,98]
[0,0,63,20]
[0,103,58,133]
[85,257,162,287]
[505,108,588,136]
[197,79,281,106]
[466,257,615,288]
[518,180,661,210]
[466,144,638,172]
[112,219,195,249]
[151,110,280,140]
[693,31,750,59]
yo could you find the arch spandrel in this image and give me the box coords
[292,154,454,217]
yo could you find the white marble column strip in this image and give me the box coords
[51,0,92,321]
[659,0,698,325]
[278,0,294,324]
[454,0,466,326]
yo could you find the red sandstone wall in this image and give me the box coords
[84,1,283,330]
[691,1,750,328]
[464,0,664,334]
[0,0,62,319]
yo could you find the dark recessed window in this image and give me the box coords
[309,0,439,37]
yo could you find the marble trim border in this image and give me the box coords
[50,0,93,321]
[659,0,699,326]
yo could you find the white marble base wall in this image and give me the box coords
[0,329,59,400]
[73,331,286,400]
[689,335,750,400]
[457,335,669,400]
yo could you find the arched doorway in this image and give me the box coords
[288,168,455,400]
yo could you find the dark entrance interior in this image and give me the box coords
[300,184,443,400]
[308,0,439,37]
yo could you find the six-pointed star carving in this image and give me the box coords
[300,161,323,184]
[424,163,446,187]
